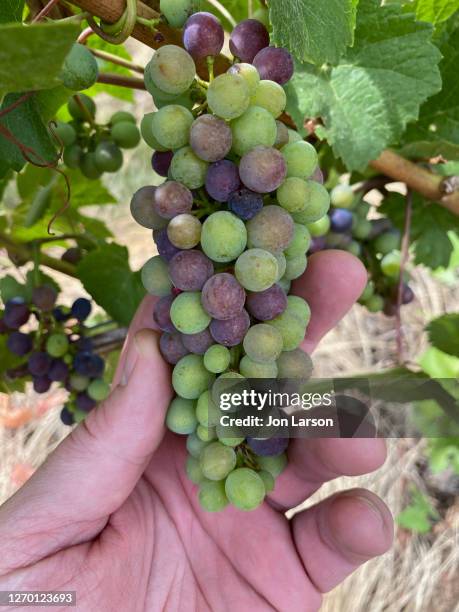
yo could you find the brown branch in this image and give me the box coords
[89,48,145,74]
[91,327,128,353]
[395,190,413,365]
[97,73,146,90]
[32,0,61,21]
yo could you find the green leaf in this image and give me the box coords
[287,0,442,170]
[428,437,459,473]
[427,313,459,357]
[0,0,24,23]
[396,487,439,533]
[415,0,459,24]
[0,22,79,96]
[270,0,357,65]
[77,243,145,326]
[67,171,117,208]
[86,38,134,103]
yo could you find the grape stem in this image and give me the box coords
[395,190,413,365]
[31,0,62,22]
[96,73,146,90]
[206,0,237,26]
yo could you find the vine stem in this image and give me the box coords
[206,0,237,26]
[395,190,413,365]
[89,48,145,74]
[96,73,146,90]
[32,0,61,22]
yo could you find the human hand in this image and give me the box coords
[0,250,393,612]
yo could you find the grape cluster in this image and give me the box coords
[309,184,415,315]
[0,288,109,425]
[55,95,140,179]
[132,12,329,512]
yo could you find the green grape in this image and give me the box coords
[277,276,291,293]
[274,120,289,149]
[239,356,278,378]
[73,408,87,424]
[231,106,277,156]
[235,248,278,291]
[287,295,311,326]
[68,94,96,121]
[216,428,245,447]
[284,223,311,258]
[291,182,330,224]
[274,253,287,281]
[147,44,196,95]
[330,184,355,209]
[160,0,199,27]
[282,141,318,179]
[199,442,237,481]
[197,425,217,442]
[110,110,136,125]
[287,129,302,143]
[140,113,168,151]
[365,294,384,312]
[201,211,247,263]
[277,349,313,378]
[87,379,110,401]
[151,105,194,150]
[145,68,194,110]
[277,177,310,213]
[111,121,140,149]
[355,200,370,219]
[211,372,246,407]
[243,323,283,363]
[60,43,98,91]
[46,333,69,358]
[131,186,168,230]
[166,397,198,434]
[256,453,287,478]
[204,345,231,374]
[267,310,307,350]
[63,144,82,168]
[246,205,294,254]
[207,73,250,120]
[359,280,374,302]
[196,390,221,427]
[352,218,372,240]
[141,256,172,296]
[167,214,201,249]
[381,250,402,278]
[228,63,260,95]
[258,470,275,493]
[186,455,205,484]
[170,292,211,334]
[170,146,208,189]
[307,215,330,237]
[225,467,265,511]
[346,240,361,257]
[198,480,229,512]
[284,253,307,280]
[54,121,76,147]
[70,373,89,392]
[80,152,102,179]
[186,432,209,458]
[173,354,215,399]
[94,141,123,173]
[250,79,286,118]
[373,230,401,255]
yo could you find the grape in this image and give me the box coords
[87,379,110,401]
[152,150,173,177]
[352,218,372,240]
[277,177,311,213]
[359,281,374,303]
[275,121,289,149]
[282,141,318,180]
[62,247,83,265]
[253,47,294,85]
[288,129,302,143]
[311,167,324,184]
[166,397,198,434]
[167,214,202,249]
[207,73,250,121]
[182,328,214,355]
[233,108,277,159]
[147,45,196,95]
[170,292,211,334]
[170,146,208,189]
[200,441,236,480]
[197,425,217,442]
[73,352,104,378]
[187,432,209,458]
[153,228,181,262]
[381,250,401,278]
[160,0,198,27]
[239,355,278,378]
[273,254,286,281]
[60,406,75,426]
[227,63,260,95]
[210,309,250,346]
[69,373,89,392]
[169,250,213,291]
[141,256,172,296]
[307,215,330,237]
[331,184,355,209]
[32,285,57,311]
[80,153,102,180]
[284,253,307,280]
[284,224,311,258]
[186,455,205,484]
[277,349,313,378]
[401,283,415,304]
[75,392,97,412]
[229,18,269,62]
[267,310,307,350]
[60,43,98,91]
[256,453,287,478]
[205,160,242,203]
[196,389,221,427]
[173,354,215,399]
[145,75,194,111]
[217,430,245,447]
[75,337,93,352]
[190,114,232,162]
[227,189,262,222]
[198,480,229,512]
[153,295,175,332]
[3,300,30,329]
[291,182,330,224]
[110,111,136,125]
[235,248,278,292]
[239,146,287,193]
[201,273,246,320]
[93,141,123,173]
[71,297,91,321]
[246,205,294,254]
[48,359,69,382]
[183,12,224,58]
[243,323,283,364]
[7,331,32,356]
[28,352,51,376]
[33,375,52,394]
[201,211,247,262]
[151,105,194,150]
[286,295,311,325]
[68,93,95,121]
[245,284,287,321]
[330,208,353,233]
[211,372,246,406]
[63,144,82,168]
[153,181,193,219]
[131,186,167,230]
[203,344,230,373]
[54,121,76,147]
[225,467,265,510]
[258,470,274,492]
[160,331,189,364]
[140,113,168,151]
[366,294,384,312]
[247,437,289,457]
[250,80,286,118]
[46,333,69,358]
[373,230,401,255]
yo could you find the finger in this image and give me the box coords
[292,488,393,593]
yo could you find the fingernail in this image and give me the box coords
[120,329,159,386]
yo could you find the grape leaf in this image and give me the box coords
[0,0,24,23]
[427,313,459,357]
[77,244,146,326]
[415,0,459,24]
[269,0,358,65]
[286,0,442,170]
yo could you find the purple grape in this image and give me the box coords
[309,236,326,254]
[169,250,214,291]
[181,328,214,355]
[383,300,397,317]
[205,160,241,202]
[32,285,57,311]
[228,188,263,221]
[183,12,224,58]
[253,46,294,85]
[28,352,52,376]
[75,336,93,352]
[53,307,70,322]
[0,318,8,334]
[7,331,32,356]
[325,232,352,249]
[190,114,232,162]
[311,167,324,184]
[153,181,193,219]
[202,273,246,320]
[4,299,30,329]
[48,359,69,382]
[60,406,75,426]
[152,150,173,177]
[246,284,287,321]
[153,295,176,332]
[159,331,189,364]
[330,208,354,233]
[33,375,52,394]
[210,309,250,346]
[73,352,104,377]
[130,186,161,229]
[153,228,181,262]
[71,297,91,321]
[61,247,83,265]
[247,436,289,456]
[239,146,287,193]
[229,19,269,62]
[76,392,97,412]
[402,284,415,305]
